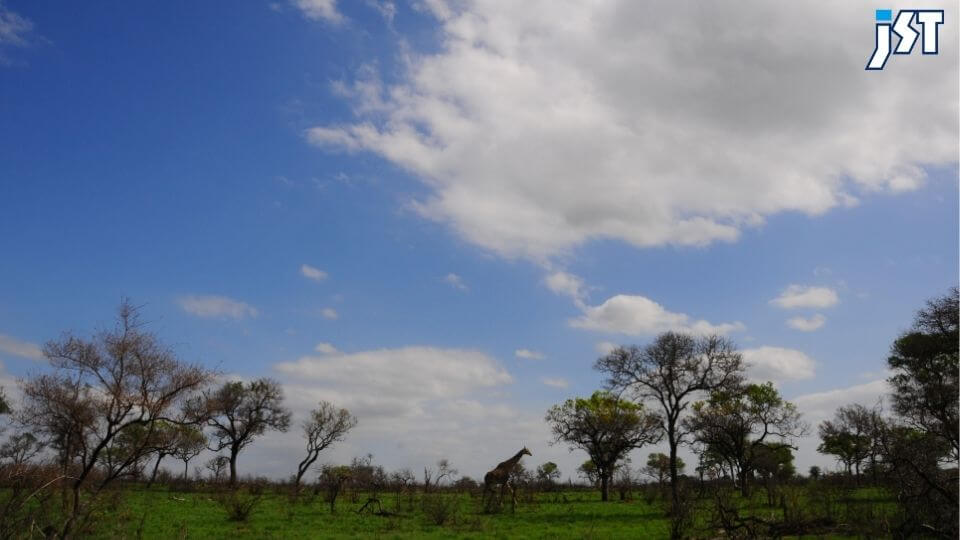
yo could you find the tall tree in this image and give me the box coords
[294,401,357,492]
[197,378,292,486]
[816,404,879,481]
[595,332,743,506]
[684,382,805,497]
[20,300,213,537]
[546,390,661,501]
[887,287,958,462]
[644,453,684,492]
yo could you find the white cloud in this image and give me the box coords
[275,346,513,416]
[514,348,545,360]
[0,334,43,361]
[307,1,958,262]
[314,342,339,354]
[544,271,586,306]
[301,264,328,282]
[741,346,816,384]
[787,313,827,332]
[321,307,339,320]
[571,294,744,336]
[443,272,468,291]
[0,1,33,47]
[541,377,568,389]
[792,379,889,428]
[771,285,839,309]
[291,0,344,23]
[177,295,258,319]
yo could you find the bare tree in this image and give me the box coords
[196,378,292,486]
[294,401,356,493]
[546,390,661,501]
[19,300,213,537]
[595,332,743,508]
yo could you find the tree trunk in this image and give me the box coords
[668,434,679,508]
[183,459,190,480]
[147,453,164,488]
[739,468,750,498]
[229,448,239,487]
[600,473,610,502]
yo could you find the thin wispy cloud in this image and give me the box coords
[741,346,816,384]
[514,348,545,360]
[443,273,468,291]
[321,307,339,320]
[291,0,344,23]
[301,264,328,282]
[0,333,44,361]
[541,377,569,389]
[177,295,258,319]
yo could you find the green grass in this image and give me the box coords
[15,485,899,539]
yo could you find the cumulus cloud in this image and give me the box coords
[571,294,744,336]
[792,379,889,427]
[0,333,43,361]
[307,0,958,262]
[301,264,328,282]
[443,272,468,291]
[514,348,545,360]
[787,314,827,331]
[177,295,258,319]
[741,346,816,384]
[771,285,839,309]
[541,377,569,389]
[275,346,512,419]
[321,307,339,320]
[291,0,343,23]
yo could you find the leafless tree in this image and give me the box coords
[294,401,356,493]
[195,378,292,487]
[19,300,213,537]
[595,332,743,509]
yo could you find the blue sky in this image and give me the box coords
[0,1,957,479]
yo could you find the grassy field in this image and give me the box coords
[72,484,897,539]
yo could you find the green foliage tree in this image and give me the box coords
[644,452,685,491]
[816,404,878,481]
[546,391,661,501]
[887,287,958,462]
[171,424,207,480]
[197,378,292,486]
[685,382,805,497]
[595,332,743,507]
[536,461,561,488]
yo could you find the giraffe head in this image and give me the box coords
[521,446,532,457]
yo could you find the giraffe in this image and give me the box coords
[482,447,532,510]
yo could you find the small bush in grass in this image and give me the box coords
[422,493,459,526]
[213,484,265,522]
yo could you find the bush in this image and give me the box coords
[422,493,459,526]
[213,484,265,522]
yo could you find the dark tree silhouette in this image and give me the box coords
[294,401,357,492]
[197,378,292,486]
[595,332,743,507]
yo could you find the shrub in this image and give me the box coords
[213,484,265,522]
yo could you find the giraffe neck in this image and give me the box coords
[507,450,525,466]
